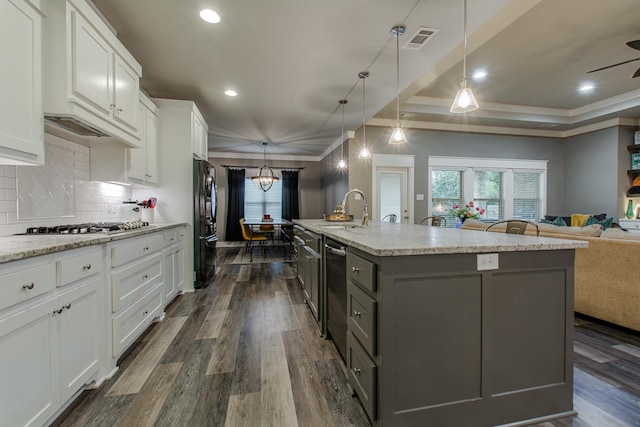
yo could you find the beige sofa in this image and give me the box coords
[460,219,640,332]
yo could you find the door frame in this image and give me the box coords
[371,154,414,223]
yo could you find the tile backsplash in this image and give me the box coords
[0,126,136,236]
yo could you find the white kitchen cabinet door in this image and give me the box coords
[0,297,59,427]
[192,113,208,160]
[128,95,158,183]
[71,9,112,116]
[145,107,159,182]
[127,102,148,182]
[175,244,185,292]
[113,55,140,131]
[163,247,176,304]
[57,278,100,403]
[0,0,44,165]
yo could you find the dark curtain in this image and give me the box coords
[282,170,300,220]
[225,168,245,241]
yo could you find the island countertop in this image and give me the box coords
[0,223,187,264]
[294,219,588,257]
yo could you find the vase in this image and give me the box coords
[626,200,635,219]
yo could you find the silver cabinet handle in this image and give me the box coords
[353,311,362,317]
[143,310,149,316]
[352,267,360,273]
[63,303,71,310]
[352,368,362,375]
[142,274,148,280]
[22,282,35,290]
[83,264,91,270]
[53,308,64,314]
[143,246,150,251]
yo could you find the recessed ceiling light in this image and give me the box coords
[200,9,220,24]
[578,83,594,92]
[472,70,487,80]
[224,89,238,97]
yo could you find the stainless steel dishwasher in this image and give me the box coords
[325,238,347,361]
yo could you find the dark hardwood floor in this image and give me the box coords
[55,247,640,427]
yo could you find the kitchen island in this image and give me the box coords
[295,219,587,427]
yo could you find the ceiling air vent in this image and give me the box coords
[403,27,439,50]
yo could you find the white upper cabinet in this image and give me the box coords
[192,107,208,160]
[127,93,159,184]
[44,0,142,147]
[91,92,159,185]
[0,0,45,165]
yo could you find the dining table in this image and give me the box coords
[243,218,294,261]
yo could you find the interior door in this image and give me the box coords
[377,168,408,222]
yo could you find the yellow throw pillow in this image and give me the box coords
[571,213,591,227]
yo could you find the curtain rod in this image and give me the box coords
[221,165,305,170]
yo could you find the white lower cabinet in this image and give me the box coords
[162,226,186,306]
[57,278,100,403]
[0,246,101,427]
[109,233,165,360]
[0,295,59,427]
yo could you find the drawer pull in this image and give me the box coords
[63,303,71,310]
[143,246,150,251]
[143,310,149,316]
[83,264,92,270]
[169,237,175,241]
[22,282,35,290]
[53,308,64,314]
[142,274,149,280]
[353,310,362,317]
[352,267,360,273]
[352,368,362,375]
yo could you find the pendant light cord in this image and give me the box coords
[462,0,468,81]
[395,27,401,125]
[362,75,366,146]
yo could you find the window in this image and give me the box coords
[513,172,541,221]
[244,179,282,219]
[431,170,463,225]
[428,157,547,225]
[474,171,503,221]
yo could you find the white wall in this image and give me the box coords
[0,126,134,236]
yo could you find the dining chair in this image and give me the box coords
[381,214,397,222]
[484,219,540,236]
[419,216,447,227]
[239,218,267,260]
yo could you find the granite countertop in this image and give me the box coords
[0,223,187,264]
[294,219,588,257]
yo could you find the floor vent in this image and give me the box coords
[403,27,439,50]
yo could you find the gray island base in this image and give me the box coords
[294,220,586,426]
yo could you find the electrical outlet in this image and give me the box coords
[107,203,118,215]
[477,253,499,271]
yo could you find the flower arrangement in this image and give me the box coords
[449,201,485,221]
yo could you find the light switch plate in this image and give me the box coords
[477,253,499,271]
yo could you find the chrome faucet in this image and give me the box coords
[340,189,369,226]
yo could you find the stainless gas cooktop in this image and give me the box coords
[24,221,148,235]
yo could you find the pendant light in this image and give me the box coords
[251,142,279,191]
[338,99,348,169]
[450,0,479,113]
[358,71,371,159]
[389,24,407,144]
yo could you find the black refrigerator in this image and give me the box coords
[193,159,217,288]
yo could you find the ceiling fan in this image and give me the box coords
[587,40,640,78]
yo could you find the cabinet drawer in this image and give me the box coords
[112,284,162,357]
[0,262,56,311]
[112,252,163,312]
[111,233,164,267]
[347,331,377,421]
[347,252,376,293]
[347,281,377,356]
[175,227,186,242]
[163,229,177,246]
[57,248,103,287]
